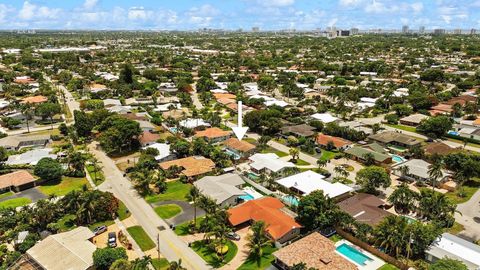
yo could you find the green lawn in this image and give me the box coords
[320,150,337,161]
[244,138,257,144]
[385,124,417,133]
[444,179,480,204]
[260,147,288,157]
[0,191,14,200]
[151,258,169,270]
[86,164,105,185]
[237,245,278,270]
[145,181,191,203]
[377,264,399,270]
[174,217,205,236]
[329,234,343,243]
[57,214,77,232]
[117,201,131,221]
[446,222,465,235]
[39,176,89,196]
[154,204,182,219]
[127,226,156,251]
[88,219,115,230]
[294,159,310,166]
[0,197,32,209]
[191,240,238,268]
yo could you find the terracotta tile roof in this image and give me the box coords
[139,131,161,145]
[217,98,236,105]
[159,156,215,177]
[14,77,35,84]
[227,197,301,240]
[214,93,236,100]
[194,127,231,139]
[431,103,452,113]
[0,170,36,190]
[316,133,352,149]
[445,95,477,106]
[273,232,358,270]
[224,138,255,152]
[473,118,480,126]
[21,95,48,104]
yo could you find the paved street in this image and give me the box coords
[455,189,480,240]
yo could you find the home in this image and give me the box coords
[223,138,256,159]
[194,127,232,143]
[338,121,373,135]
[273,232,357,270]
[87,83,108,93]
[6,148,57,166]
[310,113,339,124]
[316,133,352,151]
[194,173,246,207]
[138,131,161,147]
[143,143,176,162]
[103,99,122,107]
[429,103,452,116]
[399,113,429,126]
[159,156,216,178]
[424,142,460,156]
[179,118,211,130]
[0,170,38,192]
[158,82,178,92]
[368,131,421,149]
[22,227,97,270]
[107,105,132,114]
[248,153,295,176]
[20,95,48,104]
[0,135,50,151]
[276,170,353,199]
[227,197,302,244]
[337,193,393,227]
[280,124,316,138]
[426,233,480,270]
[392,159,450,185]
[345,143,392,165]
[137,120,156,132]
[14,76,35,85]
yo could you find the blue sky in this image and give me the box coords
[0,0,479,30]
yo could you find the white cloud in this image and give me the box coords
[18,1,36,20]
[18,1,61,20]
[128,7,152,20]
[339,0,363,6]
[83,0,99,10]
[411,2,423,13]
[0,4,15,23]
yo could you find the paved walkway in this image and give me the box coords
[151,200,205,225]
[0,187,46,203]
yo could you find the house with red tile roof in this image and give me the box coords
[316,133,352,151]
[159,156,215,179]
[194,127,232,143]
[21,95,48,104]
[0,170,37,192]
[138,131,161,147]
[227,197,301,244]
[223,138,256,159]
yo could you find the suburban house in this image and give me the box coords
[0,135,50,151]
[20,95,48,104]
[345,143,392,165]
[276,170,353,199]
[310,113,339,124]
[426,233,480,270]
[227,197,301,244]
[316,133,353,151]
[337,193,393,227]
[194,127,232,143]
[392,159,450,185]
[179,118,210,129]
[273,232,357,270]
[138,131,161,147]
[87,83,108,93]
[0,170,38,192]
[107,105,132,114]
[248,153,295,176]
[423,142,460,156]
[6,148,57,166]
[399,113,429,126]
[142,143,176,162]
[159,156,216,179]
[137,120,156,132]
[22,227,96,270]
[223,138,256,159]
[368,131,421,149]
[194,173,246,207]
[280,124,316,138]
[338,121,373,135]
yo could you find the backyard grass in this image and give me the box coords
[86,164,105,185]
[260,147,288,157]
[191,240,238,268]
[174,217,205,236]
[0,197,32,209]
[57,214,77,232]
[377,264,399,270]
[127,226,156,251]
[237,245,277,270]
[294,159,310,166]
[0,191,14,200]
[329,234,343,243]
[39,176,89,196]
[385,124,417,133]
[151,258,170,270]
[444,179,480,204]
[244,138,257,144]
[154,204,182,219]
[446,222,465,235]
[117,201,131,221]
[319,150,337,161]
[145,181,191,203]
[88,219,115,230]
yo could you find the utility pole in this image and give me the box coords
[157,233,160,259]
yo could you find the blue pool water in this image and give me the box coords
[391,155,405,163]
[225,149,241,160]
[247,172,259,181]
[336,243,372,266]
[448,131,459,136]
[281,195,299,206]
[239,194,254,201]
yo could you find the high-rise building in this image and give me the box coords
[252,27,259,32]
[433,29,446,35]
[419,26,425,34]
[351,28,359,35]
[402,25,409,33]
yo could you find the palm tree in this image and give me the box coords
[334,165,348,179]
[398,165,410,181]
[289,147,300,162]
[20,103,33,133]
[187,186,200,228]
[387,183,418,214]
[246,221,272,266]
[317,159,327,169]
[428,159,444,191]
[373,215,412,259]
[168,259,186,270]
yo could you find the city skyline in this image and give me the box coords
[0,0,479,30]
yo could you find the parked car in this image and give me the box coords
[315,147,322,153]
[93,225,107,235]
[108,232,117,247]
[225,232,240,241]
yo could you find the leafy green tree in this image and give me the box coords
[388,183,418,214]
[373,215,412,258]
[297,190,342,231]
[108,258,131,270]
[93,247,128,270]
[73,110,93,137]
[34,157,63,182]
[429,258,468,270]
[417,115,453,139]
[98,115,142,155]
[35,102,61,129]
[119,63,135,84]
[0,147,6,169]
[355,166,391,194]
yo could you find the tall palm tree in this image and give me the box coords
[317,159,327,169]
[187,186,200,228]
[20,103,33,133]
[428,159,444,191]
[247,221,272,266]
[374,215,412,259]
[398,165,410,181]
[289,147,300,162]
[387,183,418,214]
[168,259,186,270]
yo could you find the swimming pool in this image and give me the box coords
[225,148,241,160]
[336,243,372,266]
[281,195,299,206]
[391,155,406,163]
[402,216,417,224]
[169,127,178,134]
[238,194,254,201]
[246,172,260,181]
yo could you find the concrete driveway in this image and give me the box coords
[0,187,47,203]
[455,189,480,240]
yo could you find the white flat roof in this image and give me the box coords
[276,170,353,197]
[249,153,295,172]
[428,233,480,268]
[179,118,210,129]
[143,143,171,161]
[310,113,338,123]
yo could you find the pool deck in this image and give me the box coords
[335,240,385,270]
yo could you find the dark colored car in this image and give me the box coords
[108,232,117,247]
[93,225,107,235]
[226,232,240,241]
